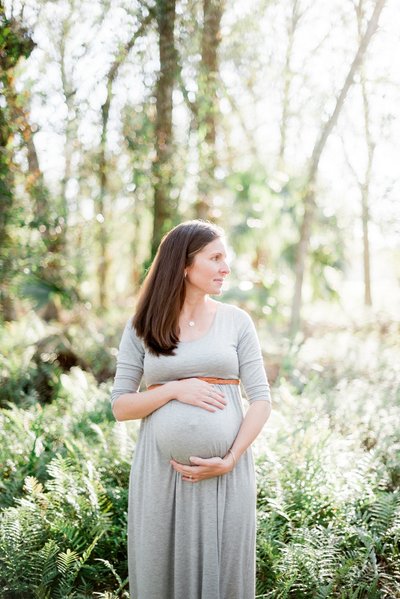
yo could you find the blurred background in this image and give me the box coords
[1,0,399,597]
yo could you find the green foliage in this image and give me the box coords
[0,361,136,597]
[0,463,109,598]
[1,316,399,597]
[0,10,81,323]
[0,312,118,407]
[223,168,347,324]
[0,9,34,71]
[255,321,400,598]
[0,312,50,407]
[0,7,35,320]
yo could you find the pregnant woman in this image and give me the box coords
[111,220,272,599]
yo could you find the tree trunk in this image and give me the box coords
[7,73,64,322]
[96,11,154,309]
[279,0,300,167]
[0,5,34,320]
[130,206,142,295]
[59,22,73,229]
[194,0,224,220]
[151,0,178,258]
[0,99,16,321]
[97,90,110,312]
[361,180,372,306]
[6,76,49,223]
[357,1,374,307]
[289,0,386,335]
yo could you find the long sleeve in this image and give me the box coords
[111,319,145,407]
[237,311,271,405]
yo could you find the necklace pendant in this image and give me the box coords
[188,321,195,327]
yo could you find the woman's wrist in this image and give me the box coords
[162,380,181,401]
[228,448,237,466]
[223,448,237,472]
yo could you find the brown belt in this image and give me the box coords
[148,376,240,391]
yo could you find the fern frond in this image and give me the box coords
[95,558,123,586]
[56,548,80,575]
[0,503,49,592]
[46,454,76,481]
[368,491,400,536]
[23,475,44,496]
[39,539,60,585]
[52,533,104,599]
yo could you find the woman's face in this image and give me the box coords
[185,237,230,295]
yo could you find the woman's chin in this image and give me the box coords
[210,284,223,295]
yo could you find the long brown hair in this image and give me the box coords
[133,220,223,356]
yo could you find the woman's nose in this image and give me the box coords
[220,262,230,274]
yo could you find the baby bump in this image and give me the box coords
[149,399,241,465]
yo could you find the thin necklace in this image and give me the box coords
[186,304,212,327]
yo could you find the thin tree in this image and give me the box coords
[0,3,34,320]
[6,77,62,321]
[194,0,225,220]
[151,0,178,258]
[96,7,155,310]
[279,0,300,167]
[355,0,374,306]
[341,70,375,307]
[289,0,386,335]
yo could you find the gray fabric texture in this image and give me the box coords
[111,301,271,599]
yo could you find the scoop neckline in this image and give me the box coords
[178,301,222,344]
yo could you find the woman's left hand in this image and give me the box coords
[170,454,234,482]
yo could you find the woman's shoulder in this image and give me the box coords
[123,315,135,333]
[121,316,145,352]
[217,301,253,325]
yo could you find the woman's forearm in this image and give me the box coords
[112,381,179,421]
[228,400,271,463]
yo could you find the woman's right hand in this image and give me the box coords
[169,378,227,412]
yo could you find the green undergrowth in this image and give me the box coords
[255,322,400,598]
[0,311,121,409]
[0,316,399,598]
[0,366,135,598]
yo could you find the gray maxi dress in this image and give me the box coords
[111,302,271,599]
